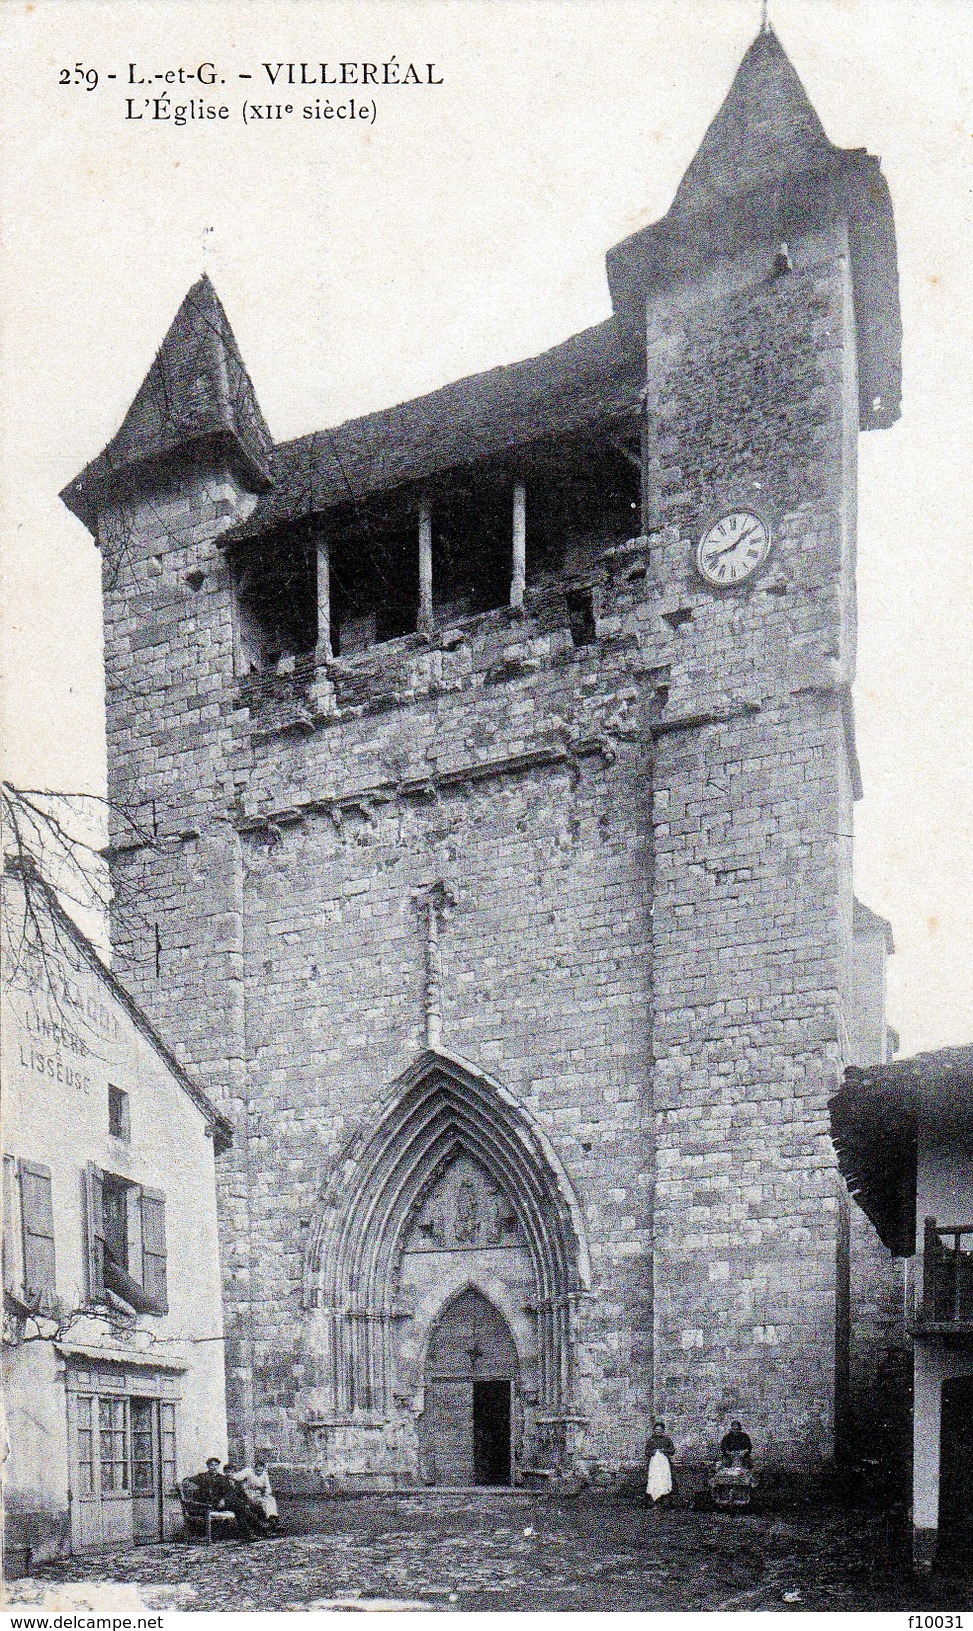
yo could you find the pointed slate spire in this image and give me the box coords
[62,274,273,533]
[607,25,839,325]
[605,24,901,429]
[673,26,833,211]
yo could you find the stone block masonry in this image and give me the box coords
[75,24,905,1481]
[100,237,866,1468]
[239,755,653,1464]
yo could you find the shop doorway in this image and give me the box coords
[70,1387,176,1550]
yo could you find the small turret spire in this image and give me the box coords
[760,0,769,33]
[60,275,274,535]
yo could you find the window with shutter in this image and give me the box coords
[100,1175,156,1314]
[3,1155,20,1296]
[82,1168,167,1316]
[126,1185,144,1286]
[19,1160,56,1304]
[84,1162,105,1302]
[140,1189,168,1314]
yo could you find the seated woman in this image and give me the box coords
[234,1457,279,1524]
[193,1457,267,1540]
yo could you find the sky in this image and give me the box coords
[1,0,971,1055]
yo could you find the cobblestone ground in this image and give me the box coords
[8,1492,973,1613]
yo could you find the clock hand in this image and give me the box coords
[712,524,761,558]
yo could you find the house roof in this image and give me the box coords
[3,860,233,1153]
[830,1047,973,1255]
[60,274,274,533]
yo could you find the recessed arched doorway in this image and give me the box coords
[303,1048,590,1484]
[419,1288,518,1486]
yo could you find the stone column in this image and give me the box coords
[418,497,433,635]
[414,880,454,1048]
[315,535,333,660]
[423,894,443,1048]
[510,481,526,612]
[639,387,662,536]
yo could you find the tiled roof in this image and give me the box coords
[830,1047,973,1255]
[61,28,902,543]
[674,26,831,210]
[219,318,643,547]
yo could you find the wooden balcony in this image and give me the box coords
[911,1218,973,1336]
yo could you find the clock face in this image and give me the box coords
[696,511,771,587]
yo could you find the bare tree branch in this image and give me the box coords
[2,783,160,1023]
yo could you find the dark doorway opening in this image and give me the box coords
[939,1375,973,1560]
[474,1378,512,1485]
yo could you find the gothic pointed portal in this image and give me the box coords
[302,1048,589,1482]
[61,274,273,532]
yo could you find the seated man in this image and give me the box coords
[233,1457,279,1524]
[195,1456,265,1541]
[719,1421,753,1466]
[709,1422,757,1510]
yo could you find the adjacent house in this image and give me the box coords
[830,1046,973,1568]
[2,861,232,1571]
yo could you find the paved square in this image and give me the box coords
[8,1493,973,1612]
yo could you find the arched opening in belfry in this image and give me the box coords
[419,1288,519,1486]
[303,1048,589,1476]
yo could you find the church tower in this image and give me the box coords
[63,25,900,1478]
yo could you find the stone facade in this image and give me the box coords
[62,27,903,1478]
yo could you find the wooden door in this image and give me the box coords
[421,1290,518,1486]
[420,1379,474,1485]
[96,1395,134,1545]
[69,1392,135,1550]
[131,1399,163,1543]
[69,1394,101,1552]
[939,1375,973,1559]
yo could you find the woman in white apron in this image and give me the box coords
[645,1421,676,1505]
[234,1458,279,1523]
